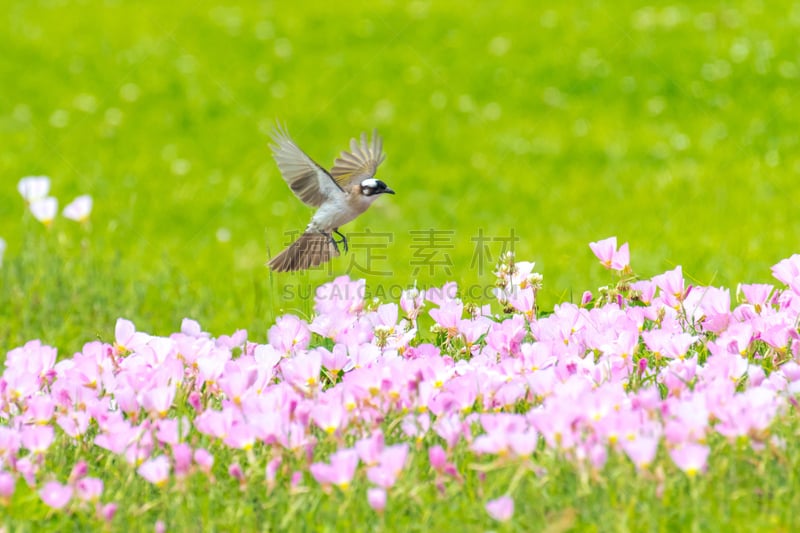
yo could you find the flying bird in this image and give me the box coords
[267,124,395,272]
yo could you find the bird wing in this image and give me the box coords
[270,124,344,207]
[330,130,386,187]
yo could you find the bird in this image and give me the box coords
[267,124,395,272]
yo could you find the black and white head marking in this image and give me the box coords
[360,178,395,196]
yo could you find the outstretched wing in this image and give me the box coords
[270,124,344,207]
[330,130,386,187]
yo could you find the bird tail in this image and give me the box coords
[268,232,340,272]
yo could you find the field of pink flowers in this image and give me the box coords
[3,231,800,530]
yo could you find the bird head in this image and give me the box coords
[359,178,395,197]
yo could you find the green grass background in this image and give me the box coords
[2,0,800,352]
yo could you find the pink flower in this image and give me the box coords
[290,471,303,491]
[180,318,209,338]
[94,419,137,454]
[5,339,57,380]
[484,314,526,357]
[39,481,73,510]
[738,283,773,313]
[311,391,349,435]
[310,312,358,342]
[193,448,214,474]
[400,287,425,319]
[268,315,311,354]
[63,195,93,222]
[367,487,386,512]
[589,237,630,271]
[669,443,709,477]
[195,407,239,439]
[25,395,54,424]
[254,344,282,370]
[471,414,537,457]
[266,457,282,489]
[772,254,800,285]
[366,444,408,489]
[69,461,88,483]
[432,413,464,449]
[485,495,514,522]
[21,425,54,455]
[196,348,231,386]
[509,286,537,319]
[188,390,203,411]
[140,384,176,418]
[217,360,255,405]
[319,345,349,375]
[76,477,104,502]
[368,303,399,330]
[653,266,686,308]
[0,472,15,501]
[138,456,171,487]
[689,286,730,332]
[621,436,659,470]
[425,282,459,306]
[310,448,360,490]
[631,280,656,304]
[642,330,697,360]
[114,318,150,354]
[99,502,117,522]
[15,457,36,486]
[228,463,245,484]
[172,443,193,477]
[155,417,190,446]
[429,299,463,334]
[581,290,593,306]
[223,423,257,450]
[428,445,448,471]
[57,411,91,438]
[355,431,385,466]
[314,276,365,315]
[280,350,322,394]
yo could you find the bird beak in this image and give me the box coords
[383,187,395,195]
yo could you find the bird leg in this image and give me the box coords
[327,233,340,254]
[332,229,348,253]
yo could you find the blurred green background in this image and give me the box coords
[2,0,800,352]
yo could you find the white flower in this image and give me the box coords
[0,237,6,267]
[18,176,51,204]
[63,195,93,222]
[30,197,58,226]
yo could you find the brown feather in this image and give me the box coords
[268,232,340,272]
[330,129,386,186]
[269,124,343,207]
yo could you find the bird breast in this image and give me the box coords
[308,192,373,232]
